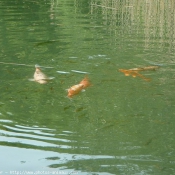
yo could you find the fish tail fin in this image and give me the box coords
[79,76,91,88]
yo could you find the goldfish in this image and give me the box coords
[129,66,159,71]
[29,65,54,84]
[119,69,151,81]
[119,66,159,81]
[67,77,91,97]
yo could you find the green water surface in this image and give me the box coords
[0,0,175,174]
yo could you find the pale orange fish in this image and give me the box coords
[29,65,54,84]
[129,66,159,71]
[119,65,159,81]
[119,69,151,81]
[67,77,91,97]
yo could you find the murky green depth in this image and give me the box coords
[0,0,175,174]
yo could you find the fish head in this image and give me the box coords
[119,69,130,76]
[35,67,42,73]
[124,72,130,76]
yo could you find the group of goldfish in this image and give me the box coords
[30,65,159,98]
[30,65,91,98]
[119,66,159,82]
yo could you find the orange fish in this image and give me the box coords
[119,69,151,81]
[79,77,91,88]
[67,77,91,97]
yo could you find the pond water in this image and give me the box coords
[0,0,175,174]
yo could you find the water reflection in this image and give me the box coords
[0,144,162,174]
[90,0,175,53]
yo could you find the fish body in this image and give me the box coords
[67,84,84,97]
[119,69,137,77]
[34,67,48,84]
[119,69,151,81]
[32,67,54,84]
[67,77,90,97]
[129,66,159,71]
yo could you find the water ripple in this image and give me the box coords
[2,125,55,136]
[0,122,76,149]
